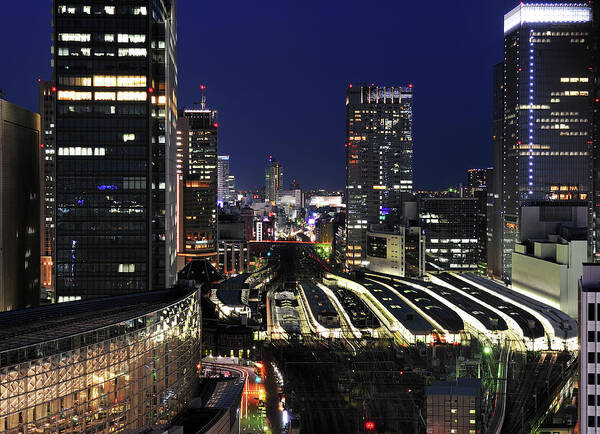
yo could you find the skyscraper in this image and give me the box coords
[53,1,178,300]
[217,155,235,205]
[345,84,413,268]
[177,108,218,264]
[499,2,593,281]
[265,156,283,205]
[217,155,230,206]
[0,98,41,311]
[38,80,56,296]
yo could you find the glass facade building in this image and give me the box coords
[418,198,479,271]
[345,84,413,268]
[500,2,593,281]
[53,1,178,300]
[177,109,218,262]
[265,156,283,205]
[0,288,201,432]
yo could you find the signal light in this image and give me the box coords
[365,421,375,431]
[148,87,154,94]
[51,86,57,92]
[213,122,219,128]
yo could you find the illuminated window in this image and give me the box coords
[117,76,147,87]
[118,264,135,273]
[132,6,147,15]
[95,92,116,101]
[104,34,115,42]
[117,34,146,43]
[59,76,92,86]
[58,33,91,42]
[123,133,135,142]
[58,147,105,156]
[57,91,92,101]
[117,91,147,101]
[104,6,115,14]
[118,48,147,57]
[94,76,117,87]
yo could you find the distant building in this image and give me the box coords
[365,226,425,277]
[217,155,231,205]
[177,108,219,265]
[419,198,479,271]
[0,99,41,311]
[466,168,492,273]
[0,287,201,432]
[467,168,487,191]
[217,155,236,206]
[38,81,55,298]
[426,378,482,434]
[265,156,283,205]
[308,193,344,209]
[277,189,303,217]
[345,84,413,269]
[499,2,593,281]
[333,213,347,268]
[218,240,249,276]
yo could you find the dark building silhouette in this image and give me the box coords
[0,99,40,311]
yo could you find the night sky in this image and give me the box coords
[1,0,517,190]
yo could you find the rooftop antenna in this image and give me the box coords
[192,84,207,109]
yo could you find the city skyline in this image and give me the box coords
[1,0,515,190]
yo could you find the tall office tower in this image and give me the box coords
[345,84,413,268]
[579,263,600,431]
[177,109,218,264]
[38,81,56,297]
[226,174,236,203]
[265,156,283,205]
[500,3,593,281]
[217,155,230,205]
[588,0,600,260]
[53,1,178,300]
[0,99,41,311]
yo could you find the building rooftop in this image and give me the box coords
[427,378,481,397]
[0,289,193,353]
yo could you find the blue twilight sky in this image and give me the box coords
[0,0,517,190]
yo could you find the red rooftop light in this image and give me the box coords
[200,84,206,90]
[51,86,57,92]
[408,83,413,88]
